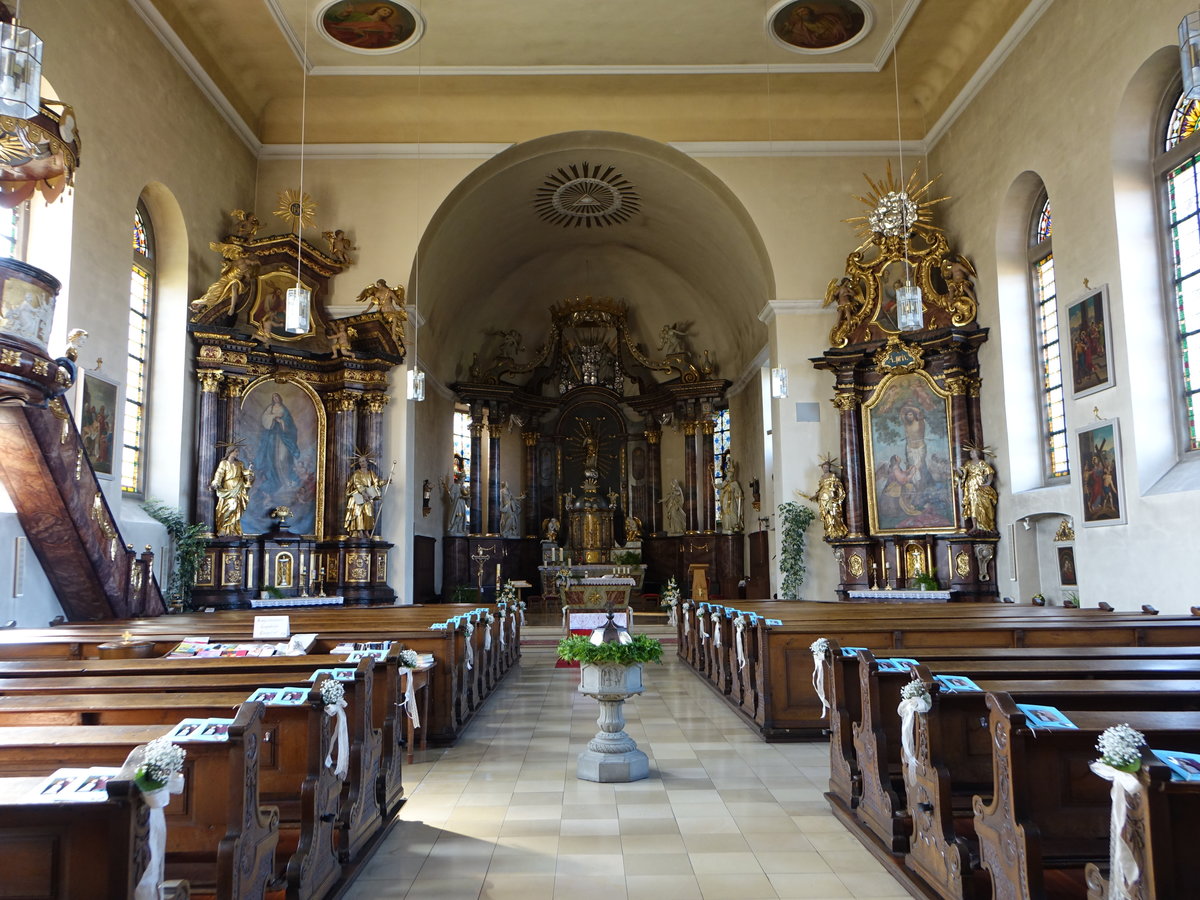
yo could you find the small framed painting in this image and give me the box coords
[1056,546,1077,586]
[76,370,120,479]
[1066,284,1114,398]
[1076,419,1125,527]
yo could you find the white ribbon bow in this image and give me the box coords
[512,609,519,638]
[484,621,493,652]
[667,601,677,627]
[711,612,722,648]
[897,692,933,773]
[325,698,350,779]
[519,604,526,626]
[498,610,507,648]
[812,648,831,718]
[734,616,747,670]
[682,602,690,635]
[133,773,185,900]
[399,667,420,730]
[697,611,709,641]
[1090,760,1143,899]
[463,621,474,671]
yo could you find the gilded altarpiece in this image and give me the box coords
[812,167,998,601]
[189,214,405,609]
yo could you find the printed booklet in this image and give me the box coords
[168,717,234,741]
[1016,703,1078,730]
[29,767,123,802]
[1151,749,1200,781]
[933,674,983,692]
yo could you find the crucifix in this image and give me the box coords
[471,545,490,596]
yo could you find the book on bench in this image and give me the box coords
[933,674,983,692]
[168,718,234,741]
[246,687,310,706]
[29,767,123,802]
[1151,748,1200,781]
[1016,703,1078,730]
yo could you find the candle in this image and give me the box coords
[496,563,501,582]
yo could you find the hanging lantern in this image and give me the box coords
[407,367,425,401]
[1182,12,1200,100]
[896,281,924,332]
[284,283,311,335]
[0,19,41,121]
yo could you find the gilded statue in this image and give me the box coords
[356,278,407,344]
[211,445,254,536]
[940,255,978,325]
[954,444,998,533]
[328,321,354,358]
[801,457,849,539]
[624,514,642,543]
[322,229,357,264]
[192,242,260,317]
[344,457,388,538]
[542,516,560,541]
[229,209,260,240]
[823,276,866,349]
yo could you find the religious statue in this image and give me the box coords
[328,321,354,358]
[542,516,560,541]
[607,488,620,510]
[656,322,689,357]
[444,477,469,536]
[498,481,525,538]
[64,328,87,362]
[344,456,388,538]
[941,255,978,322]
[490,328,524,360]
[801,457,849,540]
[356,278,407,343]
[720,459,744,533]
[624,514,642,543]
[229,209,260,240]
[192,242,260,317]
[322,229,357,264]
[210,445,254,536]
[823,276,865,348]
[954,444,998,533]
[661,479,685,535]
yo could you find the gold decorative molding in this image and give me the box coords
[0,348,20,368]
[522,431,539,447]
[31,358,48,376]
[700,420,715,435]
[682,422,698,436]
[197,370,224,393]
[222,375,249,399]
[645,429,660,445]
[1053,518,1075,542]
[954,550,971,577]
[873,336,925,374]
[360,392,389,415]
[831,392,860,411]
[848,553,864,577]
[944,374,981,397]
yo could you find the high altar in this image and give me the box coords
[443,297,744,602]
[810,166,998,602]
[188,210,406,608]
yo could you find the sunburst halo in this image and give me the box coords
[274,189,317,232]
[844,162,948,242]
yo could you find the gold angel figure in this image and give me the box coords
[356,278,405,314]
[824,276,867,349]
[192,242,260,317]
[323,229,357,264]
[940,255,978,325]
[229,209,260,240]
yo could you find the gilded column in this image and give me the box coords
[358,392,390,464]
[523,430,539,538]
[326,391,360,539]
[646,428,662,534]
[195,369,224,529]
[488,412,504,535]
[833,390,865,536]
[698,417,716,533]
[469,410,484,535]
[683,420,698,533]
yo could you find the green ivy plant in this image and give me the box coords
[777,500,817,599]
[557,633,664,665]
[911,572,940,591]
[612,550,642,565]
[142,500,207,611]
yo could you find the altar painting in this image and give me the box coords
[238,380,323,536]
[864,372,956,533]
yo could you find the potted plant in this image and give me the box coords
[557,628,663,782]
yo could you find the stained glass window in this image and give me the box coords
[452,409,472,529]
[122,202,154,493]
[712,408,731,522]
[1166,95,1200,152]
[1030,192,1069,479]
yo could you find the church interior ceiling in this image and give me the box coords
[144,0,1032,144]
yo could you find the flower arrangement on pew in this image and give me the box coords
[135,736,186,793]
[661,577,680,624]
[320,679,350,779]
[1096,723,1147,774]
[498,580,518,605]
[133,737,187,900]
[898,678,933,773]
[398,648,419,669]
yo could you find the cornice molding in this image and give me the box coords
[758,299,824,323]
[728,344,769,398]
[671,140,926,158]
[259,142,514,160]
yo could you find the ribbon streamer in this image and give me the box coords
[712,612,722,648]
[734,616,747,670]
[512,610,519,638]
[1090,760,1143,899]
[400,667,420,730]
[519,605,526,626]
[812,648,831,718]
[499,611,507,648]
[463,621,474,671]
[697,611,709,641]
[682,602,690,635]
[133,773,184,900]
[484,621,493,652]
[897,692,933,773]
[667,602,677,627]
[324,698,350,779]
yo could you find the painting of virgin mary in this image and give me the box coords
[238,381,322,535]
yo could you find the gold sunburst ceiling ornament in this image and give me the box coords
[845,162,948,244]
[273,189,317,232]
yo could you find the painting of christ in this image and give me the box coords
[320,1,420,53]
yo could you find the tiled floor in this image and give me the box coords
[344,644,908,899]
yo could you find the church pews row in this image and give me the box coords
[674,600,1200,737]
[816,640,1200,899]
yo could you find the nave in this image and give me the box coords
[349,640,904,900]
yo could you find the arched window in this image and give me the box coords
[452,407,472,529]
[122,201,154,494]
[712,408,731,520]
[1029,190,1069,480]
[1159,90,1200,452]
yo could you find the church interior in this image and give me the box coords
[0,1,1199,898]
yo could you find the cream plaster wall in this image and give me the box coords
[928,0,1200,613]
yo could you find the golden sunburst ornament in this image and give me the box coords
[845,162,948,243]
[273,189,317,232]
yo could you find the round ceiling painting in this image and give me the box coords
[317,0,424,54]
[768,0,871,54]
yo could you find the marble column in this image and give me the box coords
[326,391,360,539]
[683,421,698,533]
[646,428,662,534]
[698,417,716,533]
[833,390,865,537]
[523,430,539,538]
[488,413,503,535]
[194,369,224,529]
[469,410,484,535]
[357,392,389,463]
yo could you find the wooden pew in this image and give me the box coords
[0,775,189,900]
[0,701,278,899]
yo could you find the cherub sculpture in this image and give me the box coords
[824,276,866,348]
[191,242,261,317]
[657,322,690,356]
[322,229,357,264]
[328,321,355,358]
[229,209,260,240]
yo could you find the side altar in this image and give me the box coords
[188,208,406,608]
[809,166,999,602]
